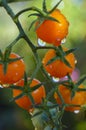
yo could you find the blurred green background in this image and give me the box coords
[0,0,86,130]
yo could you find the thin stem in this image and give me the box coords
[7,34,21,48]
[15,6,44,18]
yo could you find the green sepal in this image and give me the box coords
[45,15,60,23]
[24,72,28,86]
[28,93,35,106]
[0,49,3,59]
[9,92,25,102]
[8,57,23,63]
[65,48,77,56]
[42,0,47,13]
[31,83,43,92]
[28,13,42,18]
[48,0,63,14]
[46,56,60,66]
[10,85,24,91]
[61,57,72,68]
[76,75,86,86]
[3,62,8,74]
[29,18,38,31]
[35,17,44,30]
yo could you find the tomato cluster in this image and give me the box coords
[1,4,86,114]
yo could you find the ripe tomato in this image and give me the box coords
[54,84,85,112]
[13,78,46,111]
[42,49,75,78]
[0,53,25,84]
[36,9,69,46]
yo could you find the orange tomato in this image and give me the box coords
[0,53,25,84]
[54,84,85,112]
[42,49,75,78]
[13,78,46,111]
[36,9,69,46]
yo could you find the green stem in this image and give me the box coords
[15,6,44,18]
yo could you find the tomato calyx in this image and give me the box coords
[46,45,76,68]
[28,0,62,31]
[0,48,23,74]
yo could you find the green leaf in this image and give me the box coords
[65,48,77,56]
[9,92,25,102]
[48,0,63,14]
[46,56,60,66]
[76,76,86,86]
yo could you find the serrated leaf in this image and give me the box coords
[76,76,86,86]
[10,85,24,91]
[65,48,77,56]
[48,0,62,14]
[46,56,60,66]
[9,92,25,102]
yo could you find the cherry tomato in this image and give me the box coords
[13,78,46,111]
[0,53,25,84]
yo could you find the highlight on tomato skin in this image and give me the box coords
[36,9,69,46]
[42,49,76,78]
[13,78,46,112]
[0,53,25,85]
[54,84,85,112]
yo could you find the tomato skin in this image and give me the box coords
[36,9,69,46]
[13,78,46,111]
[54,84,85,112]
[0,53,25,84]
[42,49,75,78]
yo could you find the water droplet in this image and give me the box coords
[52,77,59,82]
[74,110,80,114]
[61,38,66,44]
[0,85,3,88]
[75,60,77,64]
[38,39,46,47]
